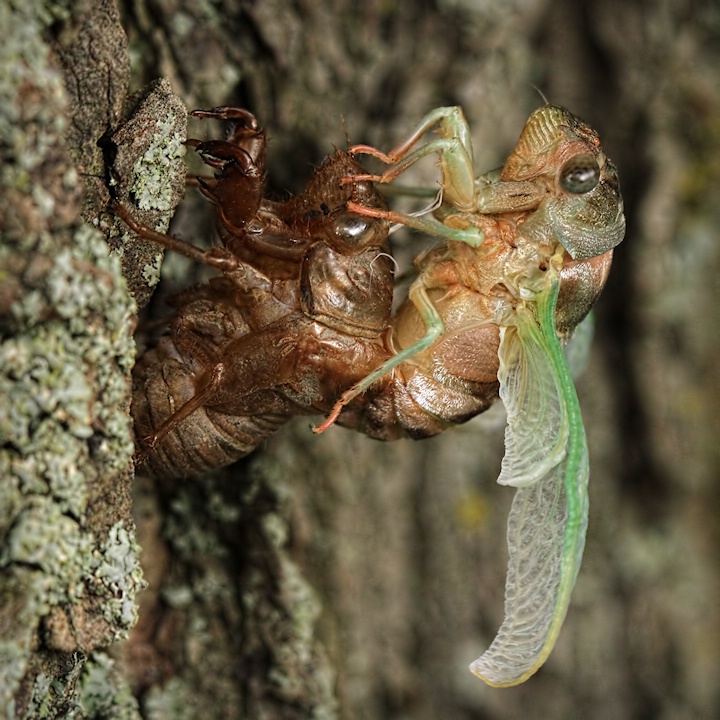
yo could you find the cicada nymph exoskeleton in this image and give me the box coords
[120,108,395,479]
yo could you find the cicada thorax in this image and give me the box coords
[200,140,396,331]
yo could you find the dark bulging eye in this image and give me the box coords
[559,154,600,194]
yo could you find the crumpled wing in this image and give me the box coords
[470,280,589,687]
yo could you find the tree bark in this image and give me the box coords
[2,0,719,718]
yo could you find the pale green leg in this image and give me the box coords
[378,183,440,200]
[373,136,476,210]
[377,106,474,170]
[346,200,485,246]
[314,281,444,432]
[353,106,477,212]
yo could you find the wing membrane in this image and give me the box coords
[470,280,589,687]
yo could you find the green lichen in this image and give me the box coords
[0,225,139,709]
[91,524,146,634]
[2,498,93,605]
[21,672,55,720]
[108,79,187,303]
[164,487,231,559]
[1,515,144,649]
[0,222,136,508]
[21,653,85,720]
[141,252,163,287]
[132,116,186,214]
[14,653,137,720]
[1,2,141,714]
[0,653,24,714]
[77,653,141,720]
[143,678,196,720]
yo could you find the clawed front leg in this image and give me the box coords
[191,107,265,161]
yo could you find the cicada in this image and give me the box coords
[120,103,625,687]
[317,105,625,686]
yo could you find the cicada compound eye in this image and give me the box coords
[559,154,600,194]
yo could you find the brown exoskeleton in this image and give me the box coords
[313,105,625,687]
[121,108,395,480]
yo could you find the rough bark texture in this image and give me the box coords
[2,0,719,718]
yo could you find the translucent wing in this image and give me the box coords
[470,280,589,687]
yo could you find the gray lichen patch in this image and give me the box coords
[0,216,142,697]
[141,251,164,288]
[0,222,137,505]
[18,650,85,720]
[143,677,197,720]
[77,652,142,720]
[0,2,143,716]
[108,78,188,306]
[131,115,187,212]
[3,498,94,605]
[122,459,337,718]
[92,523,146,634]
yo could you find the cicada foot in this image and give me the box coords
[348,143,398,164]
[346,201,401,222]
[312,402,344,434]
[339,172,386,186]
[191,107,265,156]
[132,437,156,470]
[191,106,259,127]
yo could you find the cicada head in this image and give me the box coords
[504,106,626,260]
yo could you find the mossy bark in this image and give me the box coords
[0,2,142,717]
[2,0,719,718]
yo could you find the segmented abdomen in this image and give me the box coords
[132,337,288,479]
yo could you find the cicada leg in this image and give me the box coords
[346,200,484,246]
[314,279,444,433]
[114,201,239,272]
[349,106,477,211]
